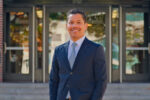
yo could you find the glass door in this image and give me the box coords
[45,6,109,82]
[122,8,150,82]
[4,8,32,82]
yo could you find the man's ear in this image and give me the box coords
[66,23,67,28]
[66,22,68,29]
[85,23,88,30]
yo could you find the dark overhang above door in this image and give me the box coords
[4,0,150,5]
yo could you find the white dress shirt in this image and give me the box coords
[68,36,85,59]
[66,36,85,99]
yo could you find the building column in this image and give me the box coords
[0,0,3,82]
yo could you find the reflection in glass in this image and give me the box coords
[36,7,43,69]
[112,8,119,70]
[48,12,106,73]
[125,12,148,74]
[7,12,29,47]
[6,50,29,74]
[86,12,106,50]
[48,12,68,73]
[111,7,120,82]
[6,12,29,74]
[126,50,147,74]
[126,13,144,47]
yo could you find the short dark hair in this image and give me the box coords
[67,8,87,23]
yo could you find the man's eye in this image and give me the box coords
[77,22,81,24]
[69,22,73,24]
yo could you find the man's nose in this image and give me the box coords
[72,24,79,27]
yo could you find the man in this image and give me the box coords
[49,9,107,100]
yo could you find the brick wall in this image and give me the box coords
[0,0,3,82]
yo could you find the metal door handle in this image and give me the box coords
[4,42,7,54]
[148,43,150,54]
[0,48,2,64]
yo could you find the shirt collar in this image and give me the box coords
[69,36,85,47]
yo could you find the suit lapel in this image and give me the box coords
[62,37,89,71]
[72,37,89,71]
[62,41,72,71]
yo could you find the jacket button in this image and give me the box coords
[70,72,73,75]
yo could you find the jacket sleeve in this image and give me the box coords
[91,45,107,100]
[49,47,59,100]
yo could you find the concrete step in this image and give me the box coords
[0,94,49,100]
[0,88,49,95]
[103,95,150,100]
[0,83,150,100]
[0,83,49,100]
[0,83,48,88]
[105,83,150,96]
[103,83,150,100]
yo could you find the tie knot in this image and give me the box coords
[72,42,77,48]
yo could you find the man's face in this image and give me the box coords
[66,14,88,41]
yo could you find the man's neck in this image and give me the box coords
[71,36,85,42]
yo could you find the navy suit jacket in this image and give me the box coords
[49,37,107,100]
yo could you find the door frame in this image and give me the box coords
[3,7,33,82]
[44,5,111,82]
[122,7,150,82]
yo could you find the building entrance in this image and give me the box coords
[3,5,150,83]
[45,6,110,82]
[122,7,150,82]
[4,8,32,82]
